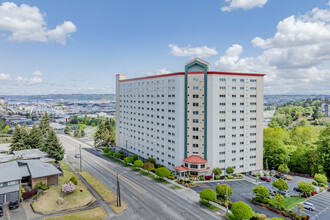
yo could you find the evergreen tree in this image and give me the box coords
[81,129,85,137]
[74,129,80,138]
[9,124,28,152]
[43,129,65,161]
[64,125,70,135]
[26,124,43,149]
[39,112,51,136]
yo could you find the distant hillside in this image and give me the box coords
[2,94,116,101]
[264,95,330,105]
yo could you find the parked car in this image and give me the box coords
[268,189,276,196]
[75,153,80,158]
[274,174,286,180]
[279,190,289,195]
[260,176,271,182]
[9,200,19,210]
[0,204,3,217]
[327,188,330,192]
[284,175,293,181]
[300,202,315,211]
[293,187,302,192]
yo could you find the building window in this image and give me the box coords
[240,79,244,82]
[193,144,199,148]
[193,94,199,98]
[232,87,236,90]
[190,164,198,169]
[193,86,199,90]
[193,135,199,139]
[250,79,257,82]
[219,94,226,97]
[201,164,205,168]
[220,78,226,81]
[220,103,226,106]
[193,103,199,107]
[251,87,257,90]
[193,119,199,123]
[219,111,226,114]
[250,148,256,151]
[193,78,199,82]
[220,86,226,89]
[219,151,225,155]
[232,158,236,161]
[219,160,225,163]
[219,127,225,130]
[193,127,199,131]
[219,135,225,138]
[232,79,236,82]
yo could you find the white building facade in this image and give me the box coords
[116,58,264,175]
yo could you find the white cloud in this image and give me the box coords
[0,70,43,86]
[169,44,218,58]
[0,2,76,45]
[214,8,330,94]
[70,78,86,82]
[0,73,11,81]
[147,67,171,76]
[221,0,267,12]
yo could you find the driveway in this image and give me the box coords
[1,203,27,220]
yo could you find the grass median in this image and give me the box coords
[43,207,107,220]
[284,197,307,209]
[79,171,117,203]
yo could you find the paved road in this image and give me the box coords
[58,134,221,220]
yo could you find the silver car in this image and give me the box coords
[300,202,315,211]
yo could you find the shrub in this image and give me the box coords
[35,182,49,190]
[132,154,138,162]
[22,189,38,200]
[113,153,122,158]
[214,175,220,180]
[199,176,205,181]
[134,160,143,168]
[103,148,110,154]
[70,176,78,185]
[155,167,171,179]
[253,186,270,200]
[200,189,217,203]
[226,175,234,179]
[124,156,134,164]
[216,184,233,198]
[314,173,327,184]
[272,178,289,191]
[298,181,314,196]
[312,181,317,186]
[205,176,212,180]
[142,162,155,172]
[21,188,25,194]
[146,157,155,164]
[231,201,254,220]
[62,181,75,194]
[226,167,234,174]
[213,167,222,175]
[321,183,327,188]
[155,164,165,169]
[278,163,290,173]
[108,150,115,156]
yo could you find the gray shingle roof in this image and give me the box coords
[18,160,61,178]
[0,161,21,182]
[13,149,48,159]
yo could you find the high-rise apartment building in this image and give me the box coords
[116,58,264,176]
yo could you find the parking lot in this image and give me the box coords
[192,175,329,220]
[291,191,330,220]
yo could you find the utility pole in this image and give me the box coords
[79,144,82,171]
[117,173,121,207]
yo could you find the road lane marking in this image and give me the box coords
[83,153,147,193]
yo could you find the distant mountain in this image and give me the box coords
[2,94,115,101]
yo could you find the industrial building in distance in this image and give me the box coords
[116,58,264,176]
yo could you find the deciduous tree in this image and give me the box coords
[231,201,254,220]
[200,189,216,204]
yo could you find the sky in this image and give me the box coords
[1,0,330,95]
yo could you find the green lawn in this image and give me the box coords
[43,207,107,220]
[284,197,307,209]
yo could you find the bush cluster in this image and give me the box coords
[176,178,195,187]
[70,176,78,185]
[22,189,38,200]
[35,182,49,190]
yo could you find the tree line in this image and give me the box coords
[264,125,330,179]
[10,113,65,161]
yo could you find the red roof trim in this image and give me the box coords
[174,166,210,172]
[185,58,210,66]
[116,74,125,76]
[184,155,207,164]
[119,71,264,82]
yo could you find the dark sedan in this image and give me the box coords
[274,174,286,180]
[0,204,3,217]
[293,187,302,192]
[9,200,19,210]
